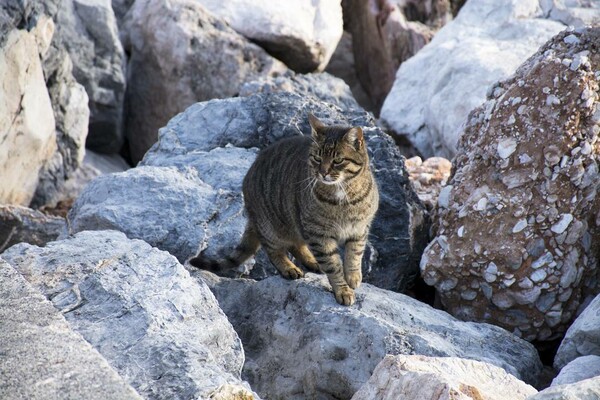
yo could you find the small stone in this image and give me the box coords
[457,226,465,238]
[438,185,453,208]
[546,94,560,106]
[531,269,548,283]
[461,290,477,300]
[563,34,580,44]
[476,197,488,211]
[497,138,517,159]
[532,252,553,269]
[512,219,528,233]
[551,214,573,234]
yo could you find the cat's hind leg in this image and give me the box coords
[290,243,320,272]
[265,247,304,280]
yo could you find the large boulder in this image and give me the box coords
[555,294,600,369]
[420,28,600,341]
[527,376,600,400]
[121,0,286,163]
[0,12,57,206]
[379,0,595,158]
[0,259,142,400]
[552,356,600,386]
[351,355,537,400]
[50,0,126,153]
[70,88,429,292]
[342,0,446,113]
[1,230,257,399]
[196,0,343,73]
[196,271,543,399]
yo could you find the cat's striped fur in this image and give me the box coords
[190,114,379,305]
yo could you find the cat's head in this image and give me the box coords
[307,113,368,185]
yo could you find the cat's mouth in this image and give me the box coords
[319,175,339,185]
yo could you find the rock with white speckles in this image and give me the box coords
[421,28,600,341]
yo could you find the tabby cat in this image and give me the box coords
[190,113,379,305]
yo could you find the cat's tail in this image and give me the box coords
[189,224,261,272]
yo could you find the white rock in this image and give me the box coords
[0,21,56,205]
[551,214,574,234]
[513,219,528,233]
[498,138,518,159]
[380,0,567,158]
[196,0,343,72]
[351,355,537,400]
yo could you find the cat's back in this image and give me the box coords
[244,135,311,186]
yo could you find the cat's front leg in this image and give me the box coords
[309,239,355,306]
[344,233,367,289]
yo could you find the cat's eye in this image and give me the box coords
[333,158,344,165]
[311,155,322,162]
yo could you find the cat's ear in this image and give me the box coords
[344,127,364,150]
[308,113,325,139]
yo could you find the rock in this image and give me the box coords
[49,0,126,153]
[196,0,343,73]
[325,31,376,113]
[555,294,600,369]
[111,0,135,26]
[69,90,429,291]
[351,354,537,400]
[0,205,65,253]
[541,0,600,27]
[1,230,257,399]
[196,271,542,399]
[0,259,142,400]
[527,376,600,400]
[405,156,452,212]
[552,356,600,386]
[240,71,361,112]
[121,0,286,163]
[420,28,600,341]
[0,13,57,206]
[380,0,589,158]
[31,44,90,208]
[342,0,444,113]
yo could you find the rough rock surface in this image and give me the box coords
[421,28,600,341]
[196,0,343,73]
[43,0,125,153]
[351,354,537,400]
[70,89,429,292]
[0,259,142,400]
[527,376,600,400]
[0,206,65,253]
[0,14,56,206]
[555,294,600,369]
[196,271,542,399]
[32,43,89,208]
[121,0,286,163]
[1,230,256,399]
[405,156,452,212]
[342,0,444,113]
[380,0,588,158]
[552,356,600,386]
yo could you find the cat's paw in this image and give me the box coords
[334,286,355,306]
[345,271,362,289]
[282,265,305,280]
[304,261,321,273]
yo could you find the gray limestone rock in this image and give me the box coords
[1,230,257,400]
[196,271,543,399]
[121,0,286,163]
[552,356,600,386]
[133,90,428,291]
[555,294,600,370]
[0,259,141,400]
[527,376,600,400]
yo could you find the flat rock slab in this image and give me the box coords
[0,259,141,400]
[351,354,537,400]
[197,271,543,399]
[527,376,600,400]
[552,355,600,387]
[1,230,257,400]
